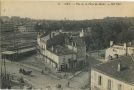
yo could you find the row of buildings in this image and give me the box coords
[37,28,134,89]
[37,30,87,71]
[91,41,134,90]
[2,17,134,89]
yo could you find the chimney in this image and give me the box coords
[55,49,58,53]
[44,45,46,50]
[80,28,84,37]
[59,29,62,33]
[124,43,127,48]
[51,46,54,52]
[124,43,128,56]
[82,29,84,33]
[51,32,55,38]
[129,42,132,46]
[49,34,51,39]
[75,43,77,47]
[110,41,114,47]
[72,42,74,46]
[117,63,121,72]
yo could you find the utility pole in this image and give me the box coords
[0,1,11,88]
[13,26,18,60]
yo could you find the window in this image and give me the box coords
[107,79,112,90]
[63,58,65,63]
[108,55,113,60]
[98,76,102,85]
[68,59,71,63]
[95,73,96,82]
[118,84,122,90]
[114,54,118,58]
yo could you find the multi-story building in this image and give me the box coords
[91,56,134,90]
[17,24,36,32]
[37,30,86,71]
[65,32,86,66]
[105,41,134,61]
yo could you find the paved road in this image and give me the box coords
[0,54,101,90]
[69,71,89,89]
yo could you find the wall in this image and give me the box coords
[37,37,47,50]
[105,45,127,61]
[38,40,77,67]
[58,54,76,65]
[76,45,86,61]
[128,47,134,55]
[105,45,134,61]
[67,44,86,61]
[67,45,77,52]
[91,68,134,90]
[37,32,84,70]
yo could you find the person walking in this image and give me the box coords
[67,82,70,87]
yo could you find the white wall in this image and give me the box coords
[105,45,127,61]
[67,45,77,52]
[43,50,59,64]
[37,35,77,66]
[42,48,76,66]
[128,47,134,55]
[79,30,84,37]
[105,45,134,61]
[67,45,86,61]
[37,38,46,50]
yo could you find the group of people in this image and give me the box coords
[56,82,70,89]
[19,68,32,75]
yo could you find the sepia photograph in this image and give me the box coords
[0,0,134,90]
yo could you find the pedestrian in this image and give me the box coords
[57,83,61,88]
[67,82,70,87]
[22,69,25,73]
[41,69,44,74]
[19,68,22,73]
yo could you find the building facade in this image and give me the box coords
[91,56,134,90]
[65,33,86,66]
[37,30,87,71]
[105,41,134,61]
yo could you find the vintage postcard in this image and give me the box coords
[0,0,134,90]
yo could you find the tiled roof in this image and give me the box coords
[48,45,76,56]
[93,56,134,85]
[67,36,85,47]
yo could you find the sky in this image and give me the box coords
[1,0,134,20]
